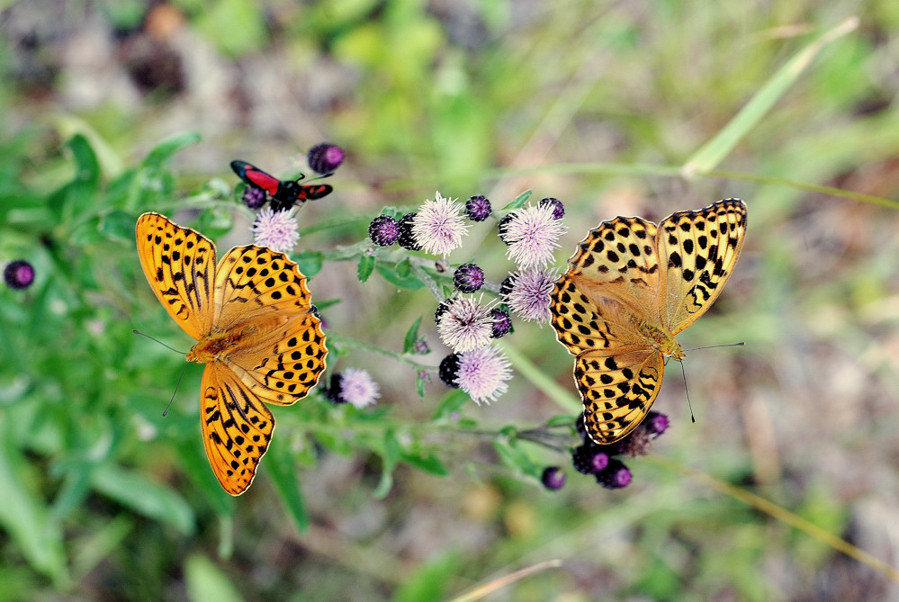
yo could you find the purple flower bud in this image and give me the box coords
[465,195,492,222]
[453,263,485,293]
[596,459,632,489]
[490,306,512,339]
[242,186,266,209]
[307,143,344,174]
[369,215,400,246]
[541,466,566,491]
[4,260,35,290]
[538,197,565,220]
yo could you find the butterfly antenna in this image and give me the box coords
[683,342,745,353]
[162,363,189,417]
[678,359,696,424]
[132,330,186,354]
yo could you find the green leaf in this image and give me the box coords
[501,189,533,210]
[683,18,859,175]
[431,389,469,420]
[265,437,309,533]
[99,209,138,242]
[184,555,244,602]
[92,465,195,535]
[143,132,202,168]
[357,253,375,282]
[294,250,323,278]
[400,450,449,477]
[375,263,424,290]
[0,437,69,586]
[373,431,400,499]
[394,549,461,602]
[416,375,426,399]
[545,414,578,429]
[396,258,412,277]
[402,316,422,354]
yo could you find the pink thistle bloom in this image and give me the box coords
[411,192,470,256]
[252,207,300,253]
[456,345,513,405]
[502,203,567,269]
[338,368,381,409]
[504,268,557,323]
[437,295,495,353]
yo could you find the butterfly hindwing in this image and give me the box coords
[200,362,274,495]
[576,347,665,444]
[658,199,747,334]
[136,212,216,341]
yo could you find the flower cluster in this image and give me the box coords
[542,411,670,491]
[323,368,381,409]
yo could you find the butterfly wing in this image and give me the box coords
[212,245,328,406]
[231,160,281,196]
[136,212,216,341]
[657,199,747,334]
[551,216,661,356]
[200,362,274,495]
[575,347,665,444]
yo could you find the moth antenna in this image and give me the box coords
[162,363,189,417]
[132,329,186,354]
[677,359,696,424]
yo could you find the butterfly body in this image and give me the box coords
[136,213,327,495]
[551,199,747,445]
[231,160,332,210]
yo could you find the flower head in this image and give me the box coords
[645,411,670,436]
[437,295,495,352]
[325,368,380,408]
[490,306,513,339]
[411,192,469,256]
[465,195,492,221]
[595,458,632,489]
[4,260,35,290]
[252,207,300,253]
[369,215,400,246]
[454,345,513,405]
[242,186,266,209]
[538,197,565,220]
[572,443,610,474]
[438,353,462,388]
[500,203,566,269]
[307,143,344,174]
[541,466,566,491]
[503,268,557,323]
[397,213,422,251]
[453,263,485,293]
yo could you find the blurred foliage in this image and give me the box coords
[2,0,899,600]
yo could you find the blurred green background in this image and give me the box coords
[2,0,899,600]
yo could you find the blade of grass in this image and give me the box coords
[682,17,859,177]
[447,559,563,602]
[500,342,581,414]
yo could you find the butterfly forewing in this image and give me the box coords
[575,347,665,443]
[200,363,274,495]
[657,199,747,334]
[136,212,216,340]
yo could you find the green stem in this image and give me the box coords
[499,341,581,414]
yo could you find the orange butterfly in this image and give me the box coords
[136,213,327,495]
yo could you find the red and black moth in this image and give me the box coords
[230,160,333,211]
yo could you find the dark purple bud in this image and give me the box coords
[4,260,35,290]
[307,143,344,174]
[465,195,492,222]
[538,197,565,220]
[453,263,485,293]
[369,215,400,246]
[541,466,566,491]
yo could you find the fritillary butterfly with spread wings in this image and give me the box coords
[135,213,327,495]
[551,199,747,445]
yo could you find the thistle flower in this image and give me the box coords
[465,195,492,221]
[307,142,344,174]
[438,353,461,388]
[490,306,512,339]
[595,459,632,489]
[645,411,670,436]
[503,268,557,323]
[4,260,34,290]
[369,215,400,246]
[538,197,565,220]
[572,443,610,474]
[242,186,266,209]
[252,207,300,253]
[397,213,422,251]
[411,192,469,256]
[436,295,495,352]
[500,203,566,269]
[325,368,380,409]
[453,263,485,293]
[541,466,566,491]
[454,345,513,405]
